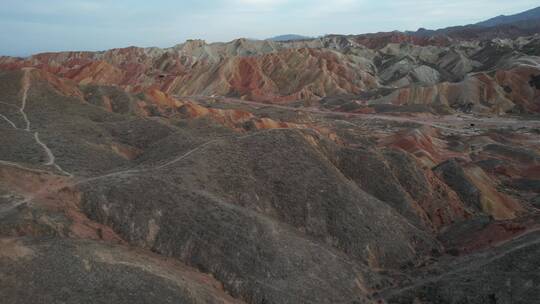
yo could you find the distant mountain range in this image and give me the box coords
[267,34,314,41]
[269,6,540,42]
[477,6,540,27]
[408,6,540,39]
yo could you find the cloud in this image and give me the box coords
[236,0,286,5]
[225,0,290,12]
[306,0,362,16]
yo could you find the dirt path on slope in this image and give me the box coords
[0,69,73,177]
[183,95,540,134]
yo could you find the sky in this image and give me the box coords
[0,0,538,56]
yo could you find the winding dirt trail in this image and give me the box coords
[0,135,224,216]
[19,70,31,131]
[155,139,220,170]
[19,128,293,196]
[0,69,73,177]
[33,132,54,166]
[0,114,17,129]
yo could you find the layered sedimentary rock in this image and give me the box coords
[1,34,539,114]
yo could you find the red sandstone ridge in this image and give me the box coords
[143,89,337,138]
[1,34,538,113]
[22,68,84,99]
[379,127,467,166]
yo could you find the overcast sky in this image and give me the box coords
[0,0,538,56]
